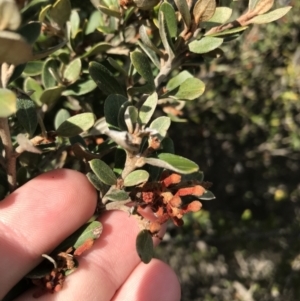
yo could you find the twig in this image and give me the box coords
[0,118,17,192]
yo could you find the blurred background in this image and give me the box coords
[156,1,300,300]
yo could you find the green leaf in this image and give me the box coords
[63,58,82,84]
[189,36,223,54]
[204,7,232,26]
[89,61,125,96]
[49,0,71,28]
[149,116,171,140]
[104,94,128,129]
[51,221,102,254]
[40,86,65,106]
[56,112,95,137]
[70,10,80,38]
[98,5,121,18]
[158,11,174,59]
[0,31,32,65]
[54,108,70,130]
[136,230,154,264]
[174,0,191,28]
[161,137,175,153]
[105,188,129,201]
[144,153,199,174]
[137,41,160,69]
[130,51,155,90]
[173,78,205,100]
[124,106,138,134]
[0,89,17,117]
[124,170,149,187]
[160,2,177,38]
[17,21,41,44]
[138,25,161,55]
[207,26,248,37]
[89,159,117,185]
[249,6,292,24]
[166,70,193,91]
[81,42,112,59]
[199,190,215,200]
[62,79,97,96]
[24,77,43,106]
[117,101,131,131]
[86,172,108,196]
[138,92,158,126]
[32,40,66,60]
[42,58,59,88]
[193,0,216,25]
[85,10,102,35]
[16,97,38,137]
[23,61,43,76]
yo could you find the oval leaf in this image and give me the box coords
[174,78,205,100]
[130,51,155,89]
[105,188,129,201]
[149,116,171,140]
[49,0,71,28]
[0,88,17,117]
[166,70,193,91]
[160,2,177,38]
[189,36,223,54]
[136,230,154,264]
[249,6,292,24]
[174,0,191,28]
[89,61,125,96]
[124,170,149,187]
[24,77,43,106]
[16,96,38,137]
[62,79,97,96]
[0,31,32,65]
[138,92,158,126]
[104,94,128,130]
[54,108,70,130]
[63,58,82,84]
[193,0,216,25]
[17,21,41,44]
[89,158,117,185]
[56,112,95,137]
[144,153,199,174]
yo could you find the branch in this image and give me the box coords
[0,118,17,192]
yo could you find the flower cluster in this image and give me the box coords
[131,172,206,235]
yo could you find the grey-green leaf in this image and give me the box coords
[16,97,38,137]
[144,153,199,174]
[105,188,129,201]
[0,88,17,117]
[130,51,155,89]
[198,190,215,200]
[89,159,117,185]
[136,230,154,264]
[89,61,125,96]
[49,0,71,28]
[149,116,171,140]
[166,70,193,92]
[188,36,223,54]
[174,0,191,28]
[124,106,138,134]
[160,2,177,38]
[104,94,128,129]
[124,170,149,187]
[23,77,43,106]
[54,108,70,130]
[173,78,205,100]
[63,58,82,84]
[138,92,158,126]
[42,59,59,88]
[23,61,43,76]
[62,79,97,96]
[17,21,41,44]
[56,112,95,137]
[40,86,65,106]
[249,6,292,24]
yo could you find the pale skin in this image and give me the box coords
[0,169,181,301]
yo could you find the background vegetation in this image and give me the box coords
[156,1,300,300]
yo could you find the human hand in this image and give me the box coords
[0,169,180,301]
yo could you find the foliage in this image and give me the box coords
[0,0,292,299]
